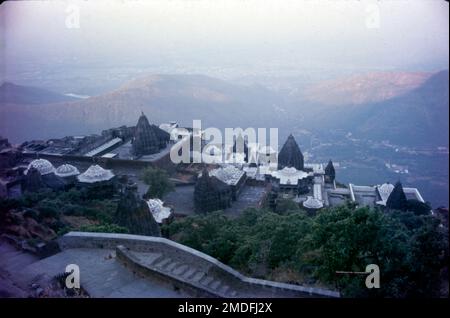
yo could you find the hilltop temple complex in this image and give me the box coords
[0,116,433,299]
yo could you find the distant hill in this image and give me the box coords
[301,71,432,106]
[353,70,449,147]
[0,71,447,148]
[297,70,449,147]
[0,75,283,143]
[0,82,78,105]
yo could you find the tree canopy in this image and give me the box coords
[141,166,174,199]
[164,203,448,297]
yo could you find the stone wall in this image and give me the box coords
[59,232,340,298]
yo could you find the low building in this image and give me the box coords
[269,167,312,195]
[209,165,247,200]
[349,182,425,208]
[194,168,232,213]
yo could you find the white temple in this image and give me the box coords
[147,198,172,224]
[55,164,80,178]
[209,165,246,186]
[375,183,395,206]
[303,196,324,209]
[25,159,55,176]
[77,164,115,183]
[269,167,310,186]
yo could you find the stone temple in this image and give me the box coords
[194,167,232,213]
[131,112,170,157]
[278,134,304,170]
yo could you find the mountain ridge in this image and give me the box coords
[0,82,78,105]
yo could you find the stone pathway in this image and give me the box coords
[0,243,188,298]
[0,241,39,297]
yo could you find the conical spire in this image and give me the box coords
[194,168,231,213]
[386,181,408,211]
[325,160,336,183]
[114,184,161,236]
[278,134,304,170]
[132,112,165,156]
[232,133,249,162]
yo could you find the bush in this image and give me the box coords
[141,167,174,199]
[166,204,448,297]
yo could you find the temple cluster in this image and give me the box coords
[192,133,426,214]
[0,113,427,222]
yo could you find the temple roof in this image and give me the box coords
[25,159,55,176]
[376,183,395,206]
[303,196,324,209]
[77,164,115,183]
[55,164,80,177]
[209,165,246,186]
[270,167,309,185]
[386,181,408,210]
[278,134,304,170]
[147,199,172,224]
[132,112,169,156]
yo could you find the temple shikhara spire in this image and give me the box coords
[194,167,232,213]
[278,134,304,170]
[386,181,408,211]
[131,112,170,157]
[324,160,336,184]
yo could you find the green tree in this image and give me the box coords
[164,203,448,298]
[141,167,174,199]
[275,198,302,214]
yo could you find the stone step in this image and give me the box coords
[209,279,222,291]
[191,271,206,283]
[200,276,214,286]
[165,261,179,272]
[219,285,230,295]
[140,253,163,266]
[154,257,172,269]
[181,267,197,280]
[172,264,189,276]
[228,290,238,297]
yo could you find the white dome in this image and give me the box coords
[377,183,394,200]
[270,167,309,185]
[303,196,324,209]
[77,165,115,183]
[25,159,55,176]
[55,164,80,177]
[147,199,172,224]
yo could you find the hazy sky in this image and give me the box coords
[0,0,448,78]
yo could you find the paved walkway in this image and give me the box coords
[0,241,39,297]
[0,243,188,298]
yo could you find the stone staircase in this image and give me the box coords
[126,250,240,297]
